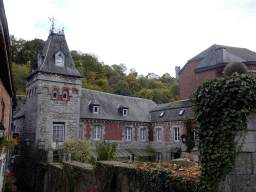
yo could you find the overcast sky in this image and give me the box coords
[3,0,256,77]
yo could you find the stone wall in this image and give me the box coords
[38,161,138,192]
[220,113,256,192]
[15,72,82,190]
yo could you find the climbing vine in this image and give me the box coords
[184,119,195,152]
[190,73,256,191]
[124,167,200,192]
[93,163,118,192]
[63,164,82,192]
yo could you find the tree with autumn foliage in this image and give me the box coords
[11,34,180,103]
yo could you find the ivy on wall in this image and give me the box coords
[190,74,256,191]
[184,119,196,152]
[63,164,82,192]
[93,163,118,192]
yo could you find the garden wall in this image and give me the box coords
[37,161,137,192]
[220,113,256,192]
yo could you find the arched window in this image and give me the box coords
[53,91,58,99]
[63,91,68,100]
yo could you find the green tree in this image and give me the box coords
[115,80,132,96]
[10,35,26,64]
[111,63,127,76]
[128,67,138,78]
[12,62,29,95]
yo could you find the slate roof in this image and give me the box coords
[28,32,82,79]
[80,89,157,122]
[151,99,191,112]
[13,106,25,119]
[150,100,194,122]
[179,44,256,74]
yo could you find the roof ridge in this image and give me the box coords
[81,88,156,102]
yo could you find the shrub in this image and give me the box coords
[95,141,116,161]
[63,139,93,163]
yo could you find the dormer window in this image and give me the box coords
[159,112,165,117]
[53,91,58,99]
[93,106,99,114]
[55,50,65,67]
[89,100,100,114]
[178,109,185,116]
[123,109,128,116]
[118,105,129,116]
[63,91,67,100]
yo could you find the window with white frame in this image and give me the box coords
[53,91,58,99]
[140,128,146,141]
[94,126,102,140]
[63,91,67,100]
[125,127,132,141]
[156,152,162,161]
[156,128,162,141]
[123,109,128,116]
[174,127,180,141]
[93,106,99,114]
[53,124,64,142]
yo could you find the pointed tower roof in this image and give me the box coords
[28,27,82,79]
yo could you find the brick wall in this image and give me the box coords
[180,62,256,100]
[0,79,11,190]
[0,79,10,132]
[80,119,195,162]
[179,60,201,100]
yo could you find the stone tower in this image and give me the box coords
[15,26,83,189]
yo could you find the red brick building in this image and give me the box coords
[0,0,17,190]
[179,44,256,100]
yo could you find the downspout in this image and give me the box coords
[250,64,252,76]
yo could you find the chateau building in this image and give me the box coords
[179,44,256,100]
[13,25,192,189]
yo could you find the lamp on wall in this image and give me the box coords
[0,122,5,142]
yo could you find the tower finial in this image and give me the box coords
[48,15,57,34]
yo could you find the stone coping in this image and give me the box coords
[97,161,136,168]
[63,161,94,170]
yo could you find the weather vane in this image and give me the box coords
[48,15,64,35]
[48,15,56,33]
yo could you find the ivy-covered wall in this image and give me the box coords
[190,74,256,191]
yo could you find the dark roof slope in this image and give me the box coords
[150,99,193,122]
[179,44,256,74]
[150,107,193,122]
[80,89,157,122]
[28,32,82,78]
[151,99,191,112]
[13,106,25,119]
